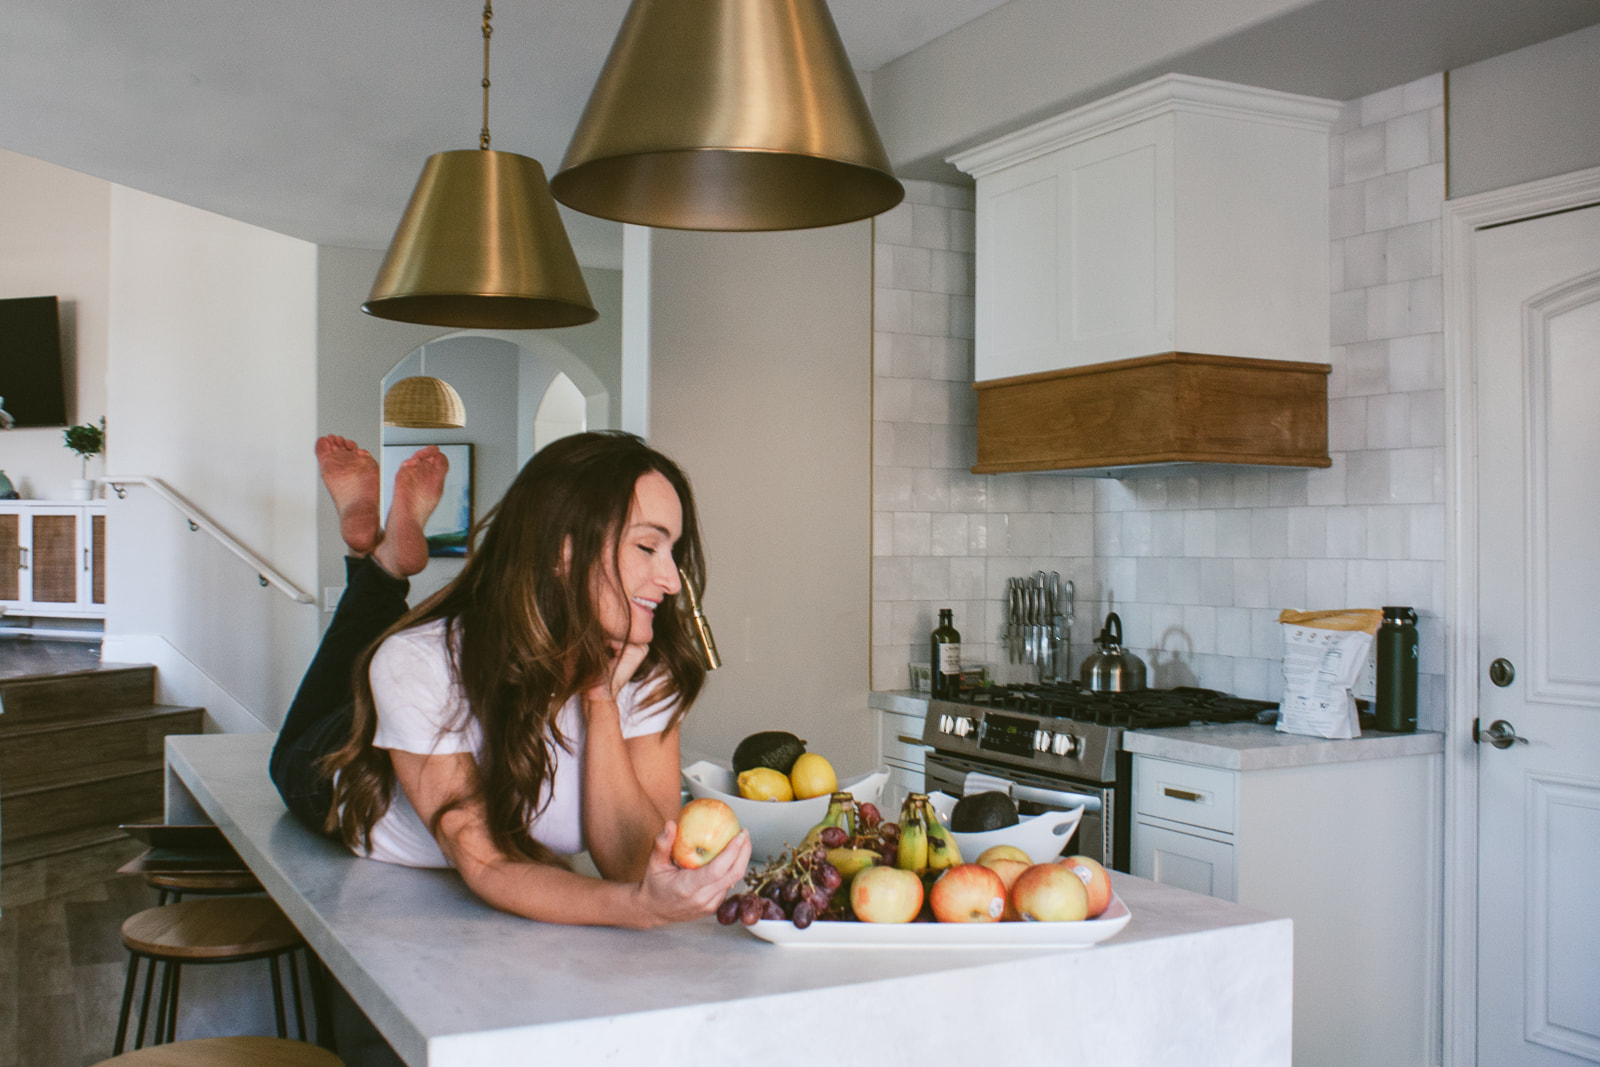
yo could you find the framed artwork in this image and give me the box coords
[380,443,473,557]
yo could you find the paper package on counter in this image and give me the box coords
[1276,609,1384,739]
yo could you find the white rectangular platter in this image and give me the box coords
[741,893,1131,949]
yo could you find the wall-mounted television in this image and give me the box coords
[0,295,68,428]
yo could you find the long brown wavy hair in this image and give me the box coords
[322,431,708,867]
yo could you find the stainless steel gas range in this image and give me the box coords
[920,683,1275,872]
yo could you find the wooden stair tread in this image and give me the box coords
[4,822,162,867]
[0,664,157,721]
[2,756,173,797]
[89,1034,344,1066]
[121,897,304,959]
[0,702,203,739]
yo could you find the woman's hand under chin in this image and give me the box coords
[583,640,651,715]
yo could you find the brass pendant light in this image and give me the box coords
[551,0,905,231]
[364,3,598,329]
[383,350,466,430]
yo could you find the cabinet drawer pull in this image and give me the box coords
[1163,787,1206,803]
[896,734,927,747]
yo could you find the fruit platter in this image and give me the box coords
[677,732,1129,948]
[743,892,1131,949]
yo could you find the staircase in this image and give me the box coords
[0,664,206,866]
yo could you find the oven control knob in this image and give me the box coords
[953,716,975,738]
[1033,729,1051,752]
[939,714,955,735]
[1052,733,1079,758]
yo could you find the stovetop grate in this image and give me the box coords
[946,682,1277,731]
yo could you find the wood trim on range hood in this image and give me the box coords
[972,353,1331,475]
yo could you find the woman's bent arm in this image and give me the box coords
[389,749,749,928]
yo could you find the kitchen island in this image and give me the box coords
[165,733,1292,1067]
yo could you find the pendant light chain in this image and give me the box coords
[479,1,493,150]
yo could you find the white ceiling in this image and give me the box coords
[1,0,1595,269]
[0,0,1013,267]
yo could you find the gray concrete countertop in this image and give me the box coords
[870,690,1444,771]
[165,732,1293,1067]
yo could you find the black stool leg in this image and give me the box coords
[113,951,140,1055]
[135,955,160,1049]
[307,952,336,1051]
[157,961,182,1044]
[269,955,288,1038]
[288,950,307,1040]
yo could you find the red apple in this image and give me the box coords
[850,865,925,923]
[978,857,1032,921]
[671,798,740,869]
[929,864,1007,923]
[1059,855,1113,918]
[1011,863,1089,922]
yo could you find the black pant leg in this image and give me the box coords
[270,556,412,832]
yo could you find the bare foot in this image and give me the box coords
[316,435,381,556]
[373,445,449,578]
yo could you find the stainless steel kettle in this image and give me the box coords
[1080,612,1147,692]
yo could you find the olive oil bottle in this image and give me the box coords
[931,608,962,699]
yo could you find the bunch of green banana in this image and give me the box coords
[801,791,857,847]
[919,795,962,870]
[896,794,929,871]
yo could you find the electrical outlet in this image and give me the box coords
[1354,649,1377,699]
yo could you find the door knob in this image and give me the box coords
[1474,719,1529,749]
[1488,658,1515,687]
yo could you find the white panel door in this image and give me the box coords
[1475,202,1600,1065]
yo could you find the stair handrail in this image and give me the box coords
[102,475,317,605]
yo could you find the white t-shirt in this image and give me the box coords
[360,618,678,868]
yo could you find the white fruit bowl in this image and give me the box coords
[681,760,890,864]
[926,792,1085,864]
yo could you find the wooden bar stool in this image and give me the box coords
[145,869,263,905]
[91,1035,343,1065]
[114,898,311,1055]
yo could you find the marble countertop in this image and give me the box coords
[869,690,1443,771]
[166,732,1293,1067]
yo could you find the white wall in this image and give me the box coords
[648,226,875,774]
[0,147,110,499]
[1448,22,1600,199]
[314,248,625,625]
[105,186,320,727]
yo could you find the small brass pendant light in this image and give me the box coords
[364,3,598,329]
[552,0,905,231]
[383,349,466,430]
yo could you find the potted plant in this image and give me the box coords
[63,418,105,500]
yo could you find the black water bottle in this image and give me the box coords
[1375,606,1418,733]
[931,608,962,699]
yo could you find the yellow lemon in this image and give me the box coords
[737,766,794,802]
[788,752,838,800]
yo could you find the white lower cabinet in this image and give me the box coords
[1132,822,1234,901]
[1131,750,1441,1067]
[876,708,927,812]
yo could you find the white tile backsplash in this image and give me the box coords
[872,79,1448,729]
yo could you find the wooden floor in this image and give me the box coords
[0,836,157,1067]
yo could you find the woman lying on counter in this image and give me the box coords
[269,432,751,928]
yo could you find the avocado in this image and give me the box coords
[730,730,808,776]
[951,791,1019,833]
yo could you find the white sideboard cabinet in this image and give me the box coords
[1130,744,1442,1067]
[0,501,107,620]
